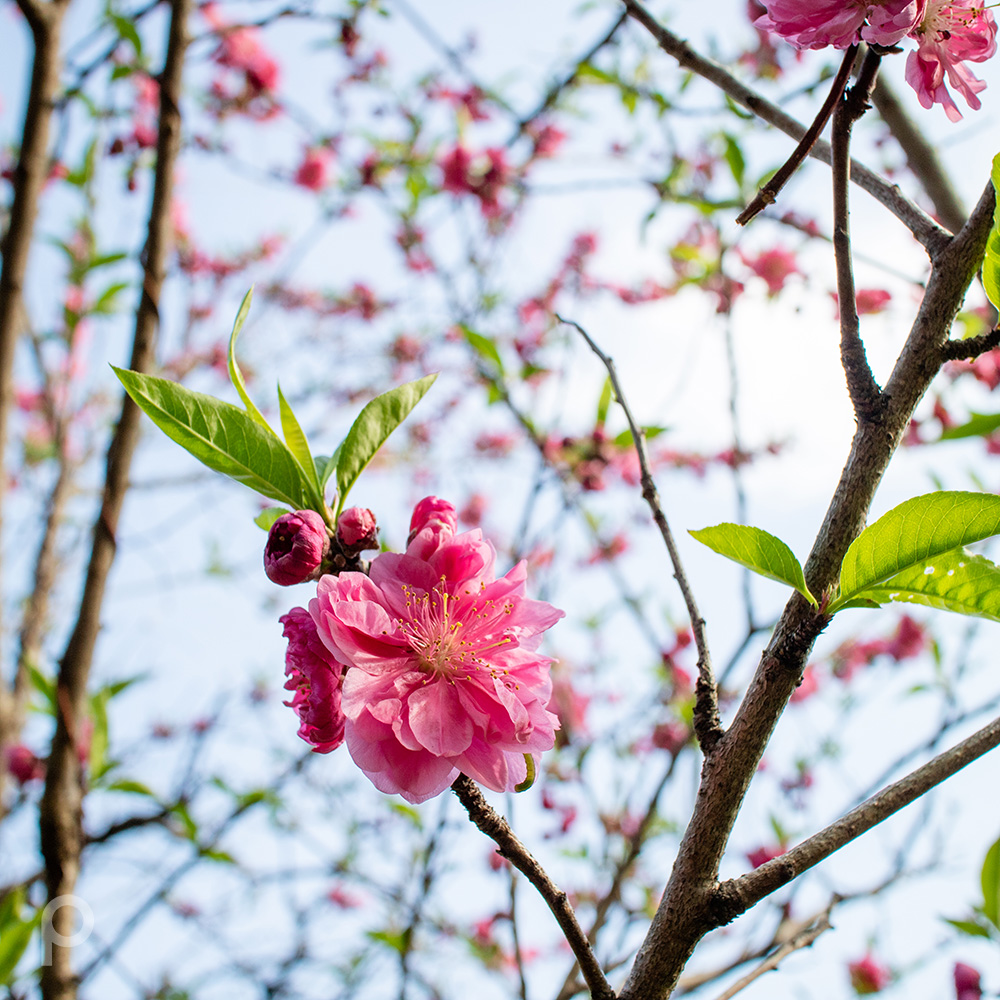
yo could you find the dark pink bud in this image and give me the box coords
[6,744,44,785]
[954,963,981,999]
[746,844,785,869]
[336,507,378,551]
[265,510,330,585]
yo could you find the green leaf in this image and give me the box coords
[831,492,1000,612]
[277,383,323,500]
[984,152,1000,311]
[939,412,1000,441]
[596,376,613,428]
[170,802,198,841]
[114,367,310,508]
[721,132,746,190]
[315,448,340,490]
[254,506,289,531]
[0,906,40,985]
[200,848,236,864]
[29,664,55,713]
[689,523,817,606]
[111,12,143,58]
[335,374,437,515]
[514,754,536,793]
[89,689,110,780]
[982,835,1000,928]
[105,779,156,797]
[227,288,270,431]
[847,548,1000,622]
[943,917,993,939]
[461,326,504,376]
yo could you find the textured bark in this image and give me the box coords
[37,1,191,995]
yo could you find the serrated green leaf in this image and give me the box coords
[689,523,816,606]
[985,152,1000,310]
[335,374,437,515]
[831,492,1000,612]
[227,288,269,430]
[277,383,322,500]
[514,754,536,793]
[847,548,1000,622]
[254,506,289,531]
[939,412,1000,441]
[114,367,310,508]
[943,917,993,939]
[461,326,504,376]
[982,836,1000,928]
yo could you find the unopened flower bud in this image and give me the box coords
[265,510,330,585]
[336,507,378,552]
[954,963,982,1000]
[6,744,44,785]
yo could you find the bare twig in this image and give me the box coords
[940,326,1000,362]
[708,907,833,1000]
[736,45,857,226]
[451,774,615,1000]
[832,48,885,422]
[621,0,949,253]
[559,314,723,753]
[713,713,1000,922]
[38,1,191,995]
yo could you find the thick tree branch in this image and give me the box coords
[832,49,885,422]
[713,713,1000,922]
[38,1,191,995]
[737,45,857,226]
[618,182,995,1000]
[561,316,723,753]
[0,0,73,794]
[621,0,949,253]
[451,774,615,1000]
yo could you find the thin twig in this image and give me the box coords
[832,48,884,422]
[712,712,1000,924]
[736,45,858,226]
[559,314,723,753]
[451,774,615,1000]
[621,0,949,253]
[708,908,833,1000]
[940,326,1000,362]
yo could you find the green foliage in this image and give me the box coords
[939,411,1000,441]
[461,325,504,376]
[0,888,41,986]
[689,523,817,607]
[944,834,1000,940]
[334,374,438,517]
[983,152,1000,311]
[114,367,315,510]
[254,506,289,531]
[829,492,1000,612]
[277,383,322,495]
[227,288,270,431]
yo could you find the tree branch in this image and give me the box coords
[940,326,1000,362]
[450,774,615,1000]
[832,48,884,422]
[38,1,191,995]
[560,315,723,753]
[621,0,950,253]
[713,713,1000,922]
[736,45,857,226]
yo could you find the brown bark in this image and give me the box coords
[37,0,191,995]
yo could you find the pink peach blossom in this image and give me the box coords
[755,0,923,49]
[310,497,563,803]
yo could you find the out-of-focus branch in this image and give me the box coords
[451,774,615,1000]
[871,73,966,235]
[713,713,1000,921]
[38,0,191,995]
[561,315,723,753]
[832,49,885,422]
[621,0,950,253]
[736,45,857,226]
[0,0,73,801]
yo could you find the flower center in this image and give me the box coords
[397,582,514,682]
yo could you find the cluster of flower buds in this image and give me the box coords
[264,507,378,586]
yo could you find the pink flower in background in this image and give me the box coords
[754,0,922,49]
[281,606,346,752]
[855,288,892,314]
[310,497,563,803]
[906,1,997,121]
[740,246,801,296]
[954,962,982,1000]
[294,147,332,191]
[849,954,891,994]
[5,744,44,785]
[746,844,786,868]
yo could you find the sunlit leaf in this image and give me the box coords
[984,152,1000,311]
[335,374,437,515]
[689,523,816,606]
[831,492,1000,611]
[227,287,269,430]
[277,383,322,499]
[254,506,289,531]
[983,835,1000,929]
[939,412,1000,441]
[114,367,310,509]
